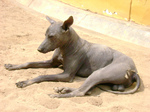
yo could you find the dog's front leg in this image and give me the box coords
[5,48,62,70]
[16,55,84,88]
[16,72,71,88]
[4,58,62,70]
[4,60,51,70]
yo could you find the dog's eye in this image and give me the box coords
[48,35,54,38]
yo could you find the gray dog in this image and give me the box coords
[5,16,140,98]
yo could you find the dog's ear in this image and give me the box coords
[62,16,73,31]
[46,16,56,24]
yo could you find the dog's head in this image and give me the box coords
[37,16,74,53]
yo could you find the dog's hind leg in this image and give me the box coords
[49,69,106,98]
[49,63,134,98]
[53,87,92,95]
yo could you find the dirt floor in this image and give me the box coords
[0,0,150,112]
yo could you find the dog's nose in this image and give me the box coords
[37,48,43,52]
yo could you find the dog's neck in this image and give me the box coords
[60,28,85,56]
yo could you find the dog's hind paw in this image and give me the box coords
[53,87,74,94]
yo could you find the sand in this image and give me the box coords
[0,0,150,112]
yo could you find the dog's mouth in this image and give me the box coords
[37,48,55,54]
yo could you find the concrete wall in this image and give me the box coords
[60,0,150,26]
[14,0,150,48]
[131,0,150,26]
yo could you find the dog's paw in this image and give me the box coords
[16,81,28,88]
[4,64,16,70]
[53,87,73,94]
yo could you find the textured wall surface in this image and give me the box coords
[60,0,150,26]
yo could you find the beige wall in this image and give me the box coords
[131,0,150,26]
[60,0,150,26]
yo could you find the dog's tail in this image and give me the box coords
[99,72,141,94]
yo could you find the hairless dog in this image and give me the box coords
[5,16,141,98]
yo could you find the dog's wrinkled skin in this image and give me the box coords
[5,16,141,98]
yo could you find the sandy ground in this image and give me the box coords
[0,0,150,112]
